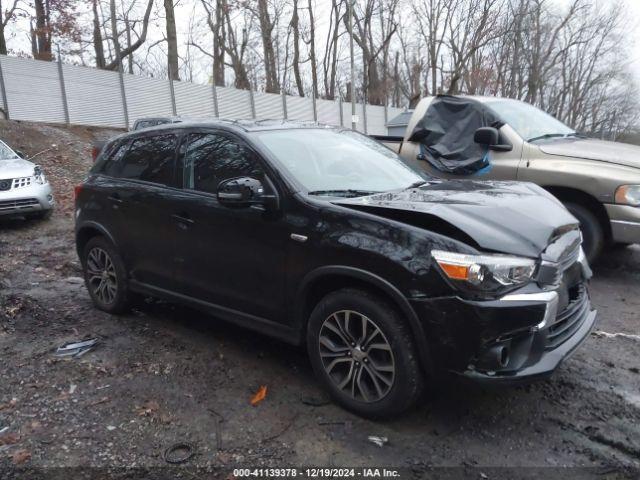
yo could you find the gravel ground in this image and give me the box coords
[0,120,639,479]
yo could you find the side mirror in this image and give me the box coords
[217,176,275,209]
[15,150,26,159]
[474,127,499,146]
[474,127,513,152]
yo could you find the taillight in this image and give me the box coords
[74,185,83,201]
[91,146,100,162]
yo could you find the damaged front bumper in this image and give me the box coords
[411,280,597,384]
[458,288,597,383]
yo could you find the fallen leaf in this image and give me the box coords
[250,386,268,406]
[0,432,20,446]
[136,400,160,417]
[11,449,31,465]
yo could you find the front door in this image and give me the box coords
[171,131,289,322]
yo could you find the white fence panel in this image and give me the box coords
[124,74,173,121]
[254,91,283,119]
[342,101,366,132]
[174,81,216,119]
[316,99,341,126]
[2,56,65,123]
[217,87,252,119]
[63,64,125,128]
[286,95,314,121]
[0,54,407,131]
[365,105,387,135]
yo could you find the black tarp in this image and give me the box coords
[409,95,502,175]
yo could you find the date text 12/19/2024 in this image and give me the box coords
[233,468,401,478]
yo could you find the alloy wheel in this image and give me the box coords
[318,310,395,403]
[86,247,118,305]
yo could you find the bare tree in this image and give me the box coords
[0,0,20,55]
[164,0,179,80]
[104,0,154,71]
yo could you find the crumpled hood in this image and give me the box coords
[538,138,640,169]
[332,180,579,258]
[0,158,36,179]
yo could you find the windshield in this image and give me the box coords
[0,141,19,160]
[255,129,425,196]
[486,99,575,142]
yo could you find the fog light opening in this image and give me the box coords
[499,346,509,368]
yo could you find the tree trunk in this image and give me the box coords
[164,0,180,80]
[213,0,225,86]
[308,0,318,99]
[290,0,304,96]
[33,0,52,61]
[92,0,105,68]
[257,0,279,93]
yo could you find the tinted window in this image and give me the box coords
[183,133,263,194]
[100,141,129,177]
[116,135,177,185]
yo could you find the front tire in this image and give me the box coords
[564,202,603,263]
[82,236,131,314]
[307,288,424,418]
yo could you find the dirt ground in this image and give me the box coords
[0,120,639,479]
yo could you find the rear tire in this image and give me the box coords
[564,202,603,263]
[306,288,424,418]
[82,236,131,314]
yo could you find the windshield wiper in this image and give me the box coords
[528,132,585,142]
[406,180,428,189]
[307,189,380,198]
[527,133,567,142]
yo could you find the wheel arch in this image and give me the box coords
[542,186,612,241]
[75,222,117,259]
[295,266,434,376]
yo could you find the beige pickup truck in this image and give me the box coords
[378,95,640,262]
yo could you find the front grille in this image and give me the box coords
[0,178,11,191]
[0,198,39,211]
[12,177,32,189]
[546,284,589,349]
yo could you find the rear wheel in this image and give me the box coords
[564,202,603,263]
[307,288,423,418]
[82,236,131,314]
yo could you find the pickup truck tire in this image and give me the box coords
[82,236,131,314]
[563,202,603,263]
[307,288,424,418]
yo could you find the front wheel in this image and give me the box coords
[307,288,424,418]
[82,236,131,314]
[564,202,604,263]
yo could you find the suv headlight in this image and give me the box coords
[615,185,640,206]
[34,166,47,185]
[432,250,536,297]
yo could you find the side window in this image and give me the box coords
[100,141,129,177]
[183,133,263,194]
[118,134,177,185]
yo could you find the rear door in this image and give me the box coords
[103,132,182,291]
[171,130,289,322]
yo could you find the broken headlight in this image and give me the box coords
[34,165,47,185]
[432,250,537,297]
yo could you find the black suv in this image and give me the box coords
[75,120,597,417]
